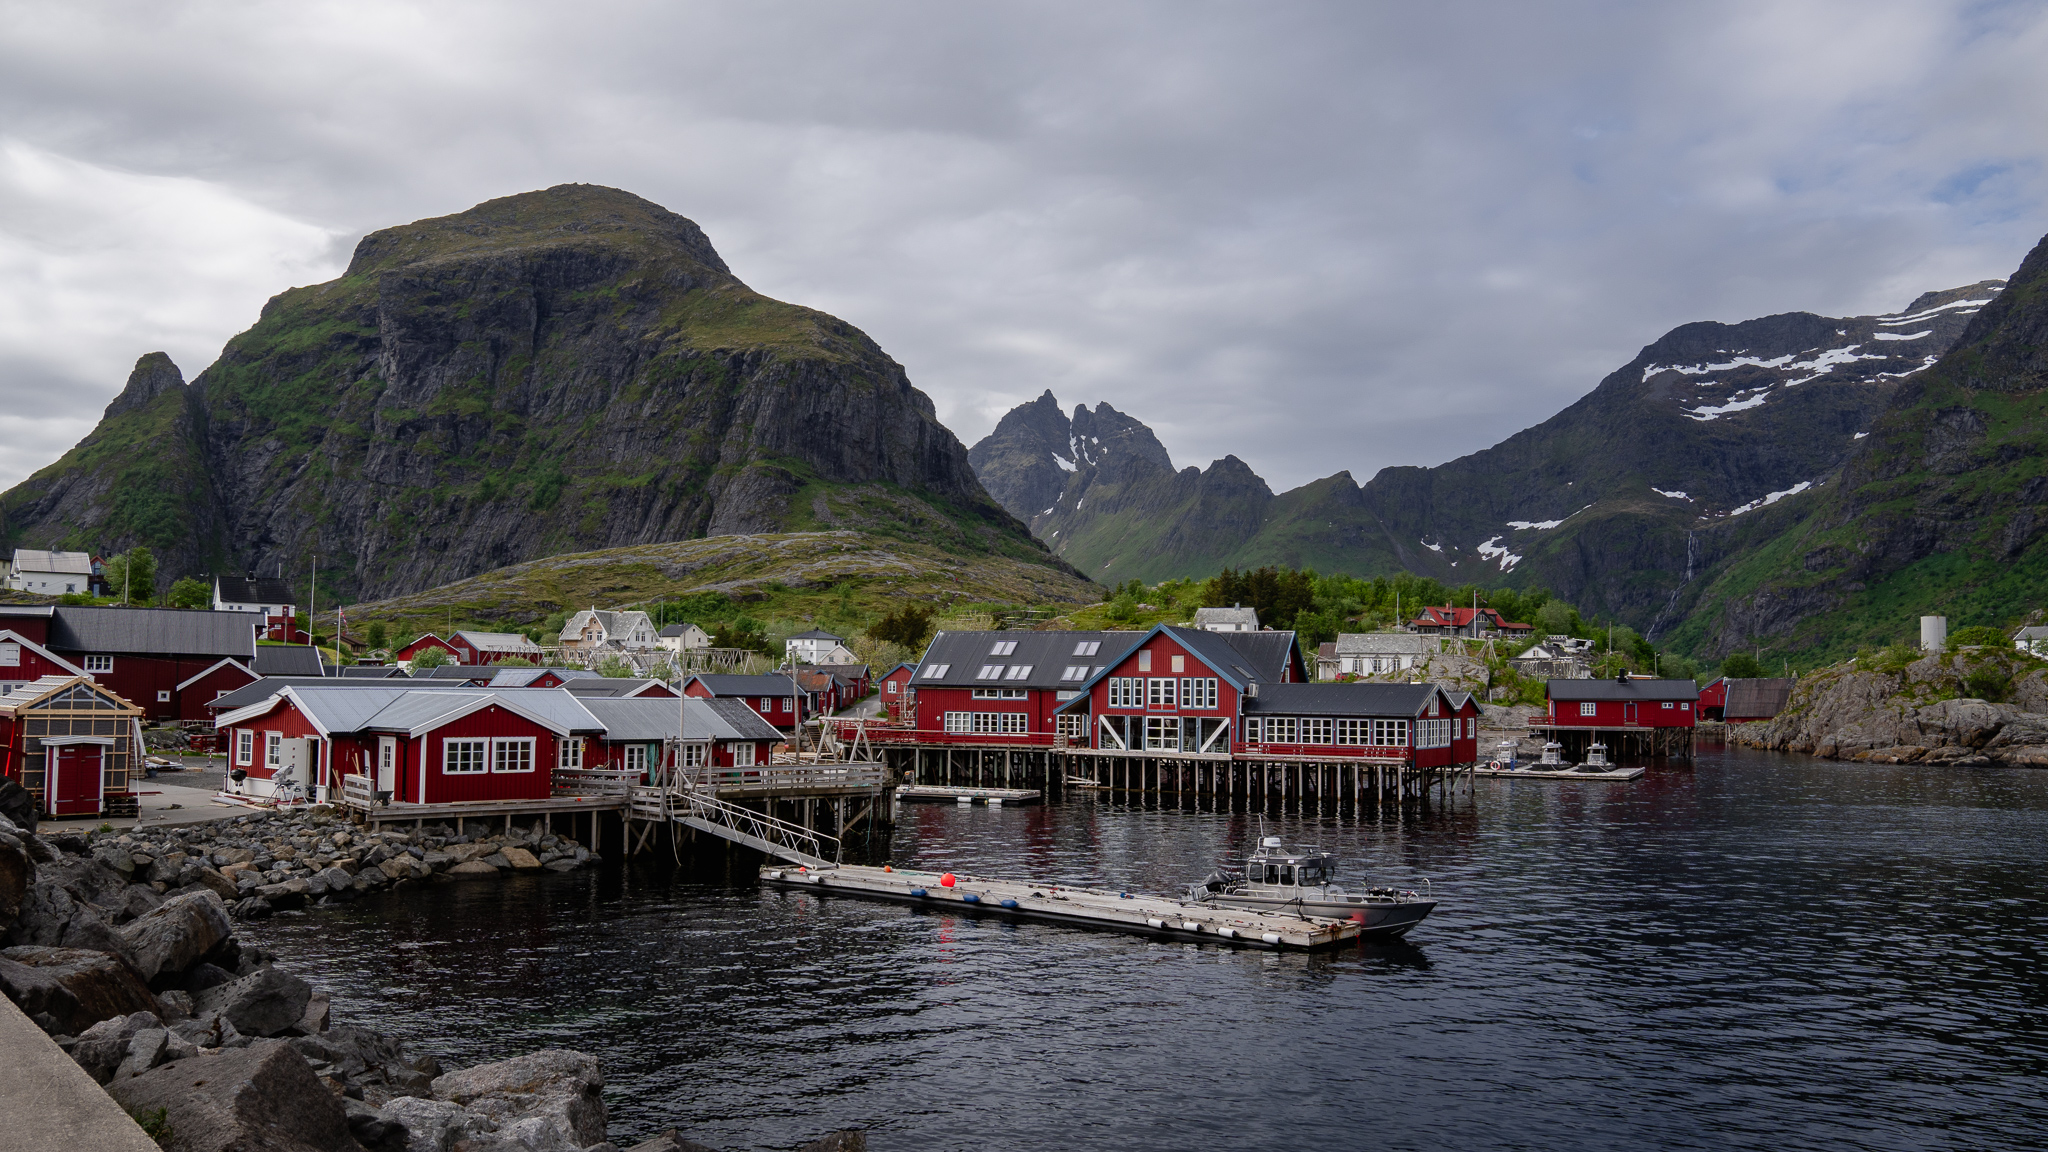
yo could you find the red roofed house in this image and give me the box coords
[1409,606,1535,638]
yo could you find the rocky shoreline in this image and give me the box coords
[0,799,860,1151]
[1733,649,2048,767]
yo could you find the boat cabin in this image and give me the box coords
[1243,839,1338,888]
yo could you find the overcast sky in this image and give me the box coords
[3,1,2046,493]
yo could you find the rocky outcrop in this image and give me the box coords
[2,184,1056,601]
[1739,650,2048,765]
[107,1038,362,1152]
[0,947,162,1035]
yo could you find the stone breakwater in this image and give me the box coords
[1735,649,2048,767]
[0,808,860,1151]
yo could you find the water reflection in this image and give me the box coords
[247,746,2048,1151]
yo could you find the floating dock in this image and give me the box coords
[895,785,1041,805]
[1474,765,1645,781]
[760,863,1363,949]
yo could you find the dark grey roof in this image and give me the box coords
[658,623,701,637]
[687,674,803,697]
[1216,630,1300,683]
[1548,678,1699,701]
[787,630,845,641]
[578,696,782,743]
[205,675,480,712]
[335,665,409,679]
[215,575,295,604]
[1243,682,1440,718]
[702,697,786,740]
[911,631,1143,690]
[562,678,669,698]
[0,606,55,619]
[1724,678,1794,717]
[50,606,256,658]
[250,646,325,677]
[418,665,496,682]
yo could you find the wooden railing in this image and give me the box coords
[553,768,643,796]
[679,762,887,793]
[340,773,375,809]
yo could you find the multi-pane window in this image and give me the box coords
[265,732,283,768]
[681,743,707,768]
[493,738,535,773]
[1371,720,1409,746]
[990,641,1018,656]
[84,655,113,673]
[973,687,1027,699]
[1004,665,1033,680]
[1179,678,1218,709]
[444,739,487,774]
[1580,702,1598,716]
[886,681,898,695]
[1146,678,1177,709]
[1300,718,1333,744]
[1061,665,1089,681]
[1336,719,1370,745]
[1073,641,1100,657]
[623,745,647,773]
[1263,717,1297,743]
[236,729,253,765]
[1145,716,1180,750]
[558,739,583,770]
[1107,678,1140,708]
[921,664,951,679]
[1056,713,1086,739]
[731,742,757,767]
[977,665,1004,680]
[970,712,1029,735]
[945,712,973,733]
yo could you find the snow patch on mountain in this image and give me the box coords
[1507,505,1593,530]
[1872,330,1933,341]
[1727,480,1813,517]
[1652,488,1691,501]
[1475,536,1522,572]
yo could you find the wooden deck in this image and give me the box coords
[1473,765,1646,781]
[896,785,1040,804]
[761,863,1363,950]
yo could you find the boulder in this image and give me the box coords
[68,1009,168,1083]
[447,860,499,878]
[431,1049,607,1149]
[1913,698,2014,748]
[106,1038,361,1152]
[0,830,31,931]
[187,866,243,903]
[192,965,313,1038]
[343,1096,412,1152]
[380,1095,469,1151]
[0,946,161,1035]
[119,891,232,982]
[0,778,36,832]
[499,846,542,871]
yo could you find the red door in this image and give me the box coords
[1624,702,1639,726]
[49,743,105,817]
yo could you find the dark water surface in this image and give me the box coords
[245,746,2048,1151]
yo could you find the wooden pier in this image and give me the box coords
[761,862,1364,950]
[1473,765,1645,781]
[896,785,1040,805]
[1525,723,1694,761]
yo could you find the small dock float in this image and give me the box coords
[1473,765,1645,781]
[760,864,1362,949]
[895,785,1041,805]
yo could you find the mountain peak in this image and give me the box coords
[104,352,185,419]
[344,183,736,281]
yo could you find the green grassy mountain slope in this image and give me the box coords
[1665,233,2048,662]
[3,185,1065,601]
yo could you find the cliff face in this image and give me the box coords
[2,185,1060,600]
[972,277,2007,649]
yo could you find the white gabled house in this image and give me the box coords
[8,550,96,596]
[560,609,660,652]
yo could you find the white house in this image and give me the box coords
[7,550,95,595]
[1192,605,1259,632]
[657,623,713,654]
[1318,632,1438,680]
[213,574,299,642]
[784,629,846,665]
[2015,626,2048,656]
[560,609,659,651]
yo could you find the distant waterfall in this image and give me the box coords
[1646,531,1699,641]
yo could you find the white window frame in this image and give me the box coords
[1335,719,1370,745]
[0,642,18,667]
[1146,678,1178,709]
[1062,665,1088,681]
[1073,641,1100,657]
[977,665,1004,680]
[1145,715,1180,751]
[235,729,254,766]
[1138,650,1151,672]
[623,744,648,774]
[558,738,583,771]
[1056,713,1086,739]
[83,655,113,674]
[921,663,951,679]
[990,641,1017,656]
[886,681,898,695]
[681,743,707,768]
[1003,664,1033,680]
[443,738,487,774]
[1371,719,1409,746]
[1108,677,1140,708]
[265,731,283,768]
[493,737,536,774]
[1580,702,1598,717]
[1300,718,1333,744]
[1662,701,1675,710]
[730,742,757,768]
[945,711,972,733]
[1264,717,1297,743]
[156,690,171,702]
[1179,677,1217,710]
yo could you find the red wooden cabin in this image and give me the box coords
[0,675,144,819]
[1544,677,1700,727]
[876,662,916,722]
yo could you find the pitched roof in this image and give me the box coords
[206,675,481,712]
[453,630,541,653]
[2014,626,2048,641]
[1410,606,1531,630]
[215,575,295,604]
[488,666,599,687]
[1548,677,1699,701]
[11,550,92,575]
[250,646,325,677]
[335,665,409,679]
[1192,606,1259,628]
[1214,629,1300,682]
[0,674,141,715]
[1724,677,1794,717]
[562,678,670,698]
[787,629,846,641]
[1333,632,1435,656]
[0,629,88,678]
[174,657,256,692]
[577,696,782,743]
[911,630,1144,690]
[658,623,704,637]
[49,606,257,658]
[1242,681,1443,718]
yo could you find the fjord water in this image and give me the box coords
[245,746,2048,1151]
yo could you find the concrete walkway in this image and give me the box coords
[35,756,265,835]
[0,995,160,1152]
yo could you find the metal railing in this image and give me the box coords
[631,785,839,867]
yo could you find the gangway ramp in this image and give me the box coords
[630,786,840,869]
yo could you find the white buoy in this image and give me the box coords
[1261,932,1283,945]
[989,797,1003,807]
[1181,921,1202,931]
[1146,917,1166,928]
[957,795,972,805]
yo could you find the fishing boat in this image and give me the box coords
[1188,837,1435,938]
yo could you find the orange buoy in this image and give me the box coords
[883,865,893,872]
[940,873,957,888]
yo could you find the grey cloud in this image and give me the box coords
[0,0,2044,492]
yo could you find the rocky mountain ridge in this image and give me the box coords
[971,276,2008,653]
[1,185,1064,603]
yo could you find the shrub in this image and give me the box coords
[1947,625,2009,649]
[869,605,933,648]
[1720,652,1765,679]
[410,645,453,669]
